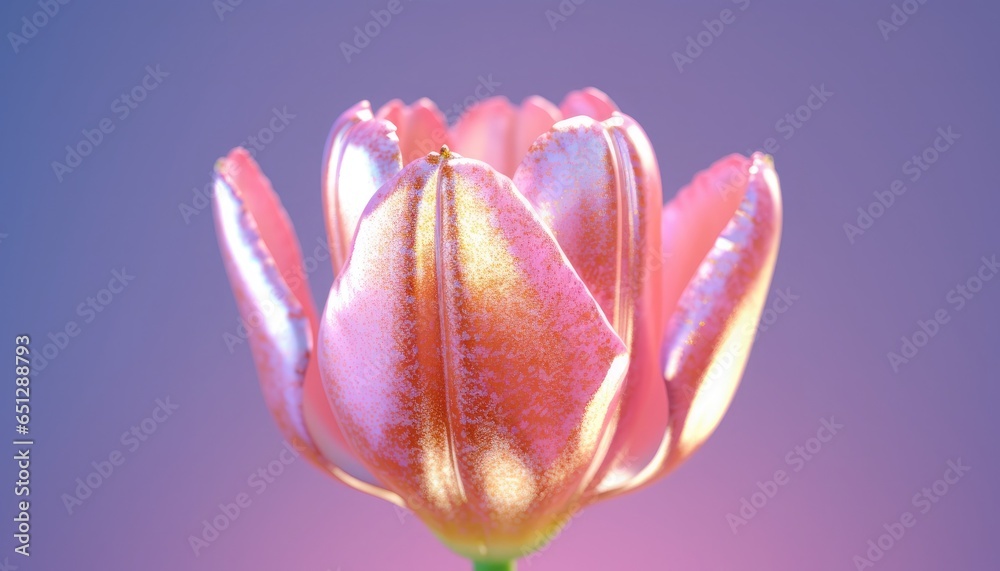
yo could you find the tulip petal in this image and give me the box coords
[448,96,518,177]
[322,101,403,273]
[214,149,402,505]
[514,95,562,169]
[375,98,449,166]
[512,114,669,498]
[448,95,573,178]
[558,87,619,121]
[660,154,751,326]
[319,150,629,560]
[214,149,317,459]
[660,153,782,474]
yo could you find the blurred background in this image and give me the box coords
[1,1,998,569]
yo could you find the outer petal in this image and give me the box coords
[558,87,619,121]
[660,153,782,474]
[319,149,629,561]
[660,154,751,326]
[214,149,402,505]
[512,114,668,498]
[322,101,403,273]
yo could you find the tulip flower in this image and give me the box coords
[213,87,781,570]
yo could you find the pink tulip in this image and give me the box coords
[213,87,781,569]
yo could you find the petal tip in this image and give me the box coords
[215,147,260,183]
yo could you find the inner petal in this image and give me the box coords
[449,95,563,177]
[383,89,621,178]
[375,98,448,166]
[660,154,752,328]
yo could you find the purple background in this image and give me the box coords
[2,1,998,569]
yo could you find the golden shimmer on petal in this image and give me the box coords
[512,115,669,500]
[215,91,784,566]
[480,440,537,518]
[319,150,629,561]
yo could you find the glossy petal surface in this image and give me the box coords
[376,98,449,165]
[512,115,668,498]
[447,89,621,177]
[214,88,787,563]
[322,101,403,272]
[448,96,518,177]
[514,96,562,169]
[319,150,629,560]
[660,154,751,326]
[660,153,782,473]
[213,148,327,466]
[558,87,619,121]
[215,148,399,503]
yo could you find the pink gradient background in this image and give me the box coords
[1,1,997,569]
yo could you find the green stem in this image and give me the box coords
[473,561,515,571]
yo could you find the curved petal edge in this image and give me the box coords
[512,113,670,499]
[215,148,404,506]
[660,152,782,475]
[323,101,404,274]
